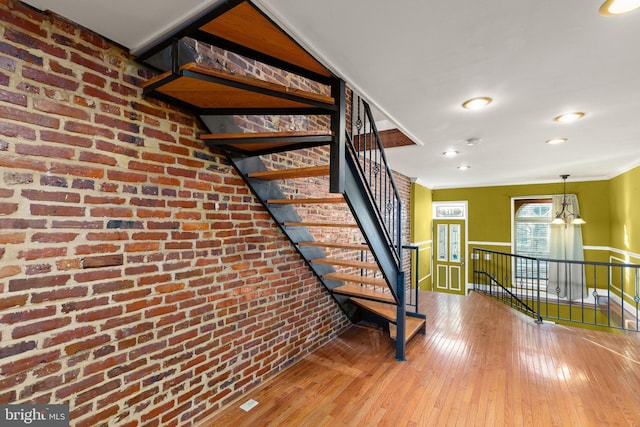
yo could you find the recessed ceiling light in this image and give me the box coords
[554,112,585,123]
[600,0,640,15]
[546,138,568,145]
[443,150,459,157]
[466,137,482,146]
[462,97,492,110]
[457,165,471,170]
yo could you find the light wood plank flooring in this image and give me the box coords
[202,291,640,426]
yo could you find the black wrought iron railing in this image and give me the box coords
[346,94,402,265]
[403,244,421,314]
[473,248,640,332]
[473,259,543,323]
[348,245,420,316]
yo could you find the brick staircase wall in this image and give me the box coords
[0,2,386,425]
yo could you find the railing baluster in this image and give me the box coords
[607,264,612,327]
[635,267,639,330]
[593,264,598,326]
[536,257,541,320]
[620,264,625,328]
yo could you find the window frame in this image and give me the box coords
[511,197,553,287]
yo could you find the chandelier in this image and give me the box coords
[551,175,586,225]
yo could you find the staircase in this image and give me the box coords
[136,0,425,360]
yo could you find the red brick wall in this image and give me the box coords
[394,171,413,286]
[0,2,353,425]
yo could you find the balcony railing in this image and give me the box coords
[472,248,640,332]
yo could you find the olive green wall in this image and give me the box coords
[410,182,433,290]
[411,182,432,242]
[409,165,640,291]
[408,166,640,324]
[609,165,640,258]
[432,180,610,247]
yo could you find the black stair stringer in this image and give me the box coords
[342,153,400,303]
[142,39,198,73]
[226,155,358,318]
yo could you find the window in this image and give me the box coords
[514,199,552,283]
[433,202,466,219]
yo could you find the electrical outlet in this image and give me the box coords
[240,399,259,412]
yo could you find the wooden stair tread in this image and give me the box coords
[226,142,302,152]
[181,63,335,105]
[248,165,330,180]
[625,318,639,329]
[324,272,387,288]
[198,1,332,78]
[268,197,344,205]
[143,62,334,110]
[332,283,395,303]
[299,241,370,251]
[200,130,333,140]
[350,297,397,321]
[351,298,425,342]
[201,131,334,154]
[389,317,426,342]
[311,258,379,271]
[284,222,359,228]
[597,297,638,328]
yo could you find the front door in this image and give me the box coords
[433,215,466,295]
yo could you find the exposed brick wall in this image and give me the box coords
[394,171,413,286]
[0,2,354,426]
[186,37,331,134]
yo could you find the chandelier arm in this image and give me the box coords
[553,175,584,224]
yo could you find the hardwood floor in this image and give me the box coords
[201,291,640,426]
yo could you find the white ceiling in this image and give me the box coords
[21,0,640,189]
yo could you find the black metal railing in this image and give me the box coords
[473,248,640,332]
[403,244,420,314]
[474,266,543,323]
[348,245,419,316]
[346,94,402,265]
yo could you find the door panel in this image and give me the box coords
[433,219,466,295]
[450,265,461,291]
[436,265,448,289]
